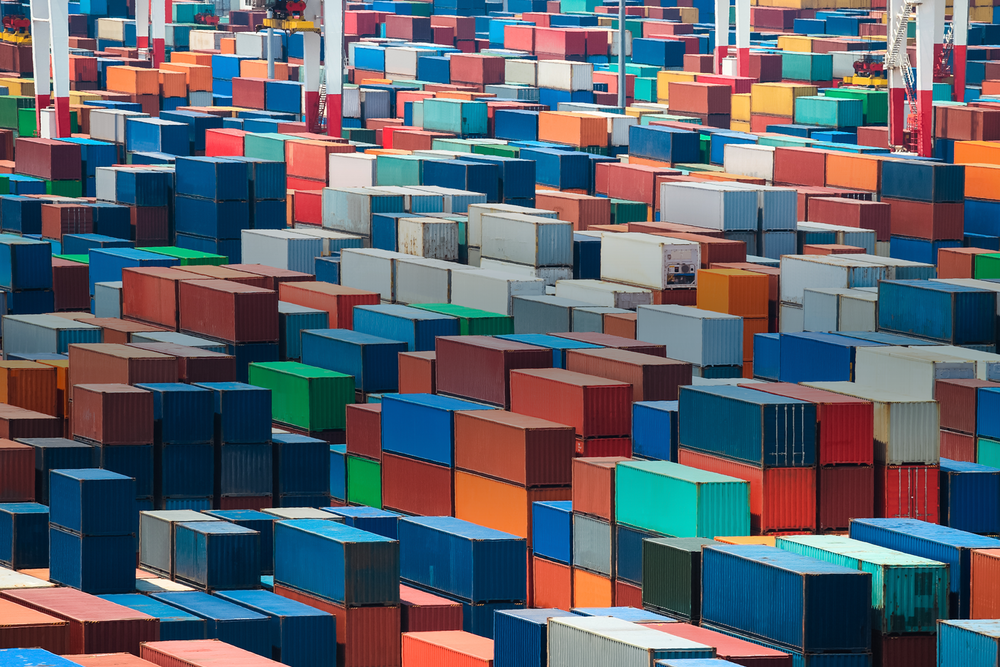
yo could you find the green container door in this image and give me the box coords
[376,155,423,186]
[410,303,514,335]
[979,437,1000,467]
[244,133,288,162]
[347,456,382,508]
[249,362,355,431]
[615,461,751,538]
[610,200,648,226]
[17,107,35,138]
[974,254,1000,279]
[642,537,715,620]
[0,96,33,130]
[143,246,228,265]
[46,180,83,197]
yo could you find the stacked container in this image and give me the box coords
[571,457,626,607]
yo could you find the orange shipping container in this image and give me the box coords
[714,535,777,546]
[532,556,571,611]
[65,654,159,667]
[696,268,769,318]
[454,470,570,540]
[158,70,187,99]
[398,351,436,394]
[537,112,608,148]
[962,163,1000,198]
[824,153,882,192]
[572,568,613,607]
[0,597,69,654]
[971,548,1000,618]
[401,631,493,667]
[240,59,289,80]
[37,359,68,418]
[286,140,355,181]
[938,247,996,279]
[954,141,1000,165]
[105,66,159,95]
[0,361,58,416]
[220,38,236,54]
[603,312,637,339]
[169,52,212,66]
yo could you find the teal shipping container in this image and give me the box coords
[793,96,864,129]
[422,99,488,137]
[781,52,833,82]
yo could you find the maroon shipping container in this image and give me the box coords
[510,368,631,439]
[0,597,69,654]
[679,448,817,534]
[222,264,314,292]
[772,147,828,187]
[398,351,436,394]
[941,429,976,463]
[628,221,725,239]
[384,14,431,41]
[53,260,89,312]
[435,336,552,408]
[0,438,34,502]
[550,332,666,357]
[1,588,159,655]
[277,282,378,330]
[219,496,271,510]
[454,410,574,487]
[174,265,271,289]
[72,384,153,446]
[575,437,631,458]
[85,319,165,346]
[936,378,995,435]
[131,207,170,247]
[41,204,93,242]
[572,457,628,522]
[742,382,874,466]
[127,343,237,384]
[877,464,939,523]
[0,405,67,440]
[178,279,278,344]
[272,586,400,667]
[122,267,210,329]
[873,632,935,667]
[667,82,731,115]
[884,198,964,241]
[399,585,463,633]
[14,138,82,181]
[818,465,875,532]
[449,54,505,84]
[67,344,178,401]
[345,403,381,461]
[381,453,452,516]
[141,639,280,667]
[615,580,642,609]
[231,77,267,109]
[806,197,892,242]
[750,52,783,82]
[857,126,890,150]
[564,348,691,402]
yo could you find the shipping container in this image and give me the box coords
[147,592,269,656]
[548,616,715,667]
[436,336,552,408]
[96,594,206,642]
[649,622,793,666]
[399,584,463,633]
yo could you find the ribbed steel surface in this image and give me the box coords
[218,443,272,496]
[98,594,206,642]
[139,510,218,579]
[193,382,272,445]
[381,393,492,466]
[148,592,269,657]
[642,538,713,620]
[938,620,1000,667]
[49,469,135,537]
[49,527,136,594]
[652,622,794,666]
[941,459,1000,535]
[572,513,613,577]
[300,329,407,395]
[509,368,632,439]
[137,384,214,446]
[616,523,661,586]
[548,616,716,667]
[399,584,463,633]
[2,315,101,358]
[437,336,554,409]
[531,500,572,565]
[878,281,996,346]
[173,521,260,591]
[565,348,692,402]
[494,608,577,667]
[635,305,743,367]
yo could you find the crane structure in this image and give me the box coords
[29,0,71,137]
[714,0,751,77]
[136,0,168,66]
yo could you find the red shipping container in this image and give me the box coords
[533,191,610,230]
[72,384,154,446]
[436,336,552,408]
[0,597,68,654]
[389,130,454,152]
[615,580,642,609]
[431,15,475,40]
[936,378,995,435]
[510,368,631,439]
[14,138,81,181]
[273,585,401,667]
[128,343,236,384]
[884,198,964,241]
[937,247,997,279]
[532,556,571,611]
[449,54,505,84]
[204,129,246,157]
[565,348,691,402]
[650,622,793,665]
[2,588,158,655]
[385,14,432,42]
[572,457,628,522]
[941,429,976,463]
[750,114,793,133]
[818,465,875,532]
[695,74,754,95]
[772,147,828,187]
[433,26,455,46]
[857,126,890,150]
[550,332,666,357]
[41,204,93,242]
[122,267,209,329]
[399,585,463,633]
[742,382,874,465]
[286,139,355,181]
[534,27,587,56]
[398,351,436,394]
[178,279,278,344]
[85,318,164,346]
[872,632,936,667]
[806,197,892,242]
[0,405,63,440]
[454,410,575,487]
[684,53,714,73]
[277,282,379,330]
[231,77,267,109]
[401,631,492,667]
[575,437,631,457]
[174,266,270,289]
[346,403,381,461]
[381,453,452,516]
[0,439,33,502]
[140,639,281,667]
[678,448,817,534]
[603,313,637,339]
[504,24,535,51]
[599,162,680,209]
[221,264,314,292]
[345,10,380,36]
[67,344,177,401]
[877,464,939,523]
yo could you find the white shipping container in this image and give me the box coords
[636,304,743,366]
[554,279,652,309]
[658,182,759,231]
[480,212,573,267]
[341,248,405,301]
[188,91,213,107]
[804,381,941,465]
[97,18,128,41]
[383,47,421,77]
[361,89,391,120]
[89,109,148,144]
[322,187,404,236]
[505,59,538,86]
[803,287,878,332]
[780,302,805,333]
[779,255,887,305]
[854,346,976,400]
[830,50,864,78]
[724,144,775,182]
[536,60,593,92]
[343,87,362,119]
[840,290,878,331]
[848,253,934,280]
[95,167,118,203]
[188,29,225,51]
[394,256,477,304]
[467,203,557,248]
[450,269,545,315]
[548,616,715,667]
[0,568,54,590]
[876,241,891,257]
[235,31,283,59]
[328,153,377,188]
[600,233,700,290]
[240,229,323,274]
[94,281,123,319]
[930,345,1000,381]
[478,259,572,286]
[397,218,459,261]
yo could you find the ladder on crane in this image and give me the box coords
[886,0,920,153]
[316,68,327,130]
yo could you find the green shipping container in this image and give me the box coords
[776,534,948,634]
[610,200,648,226]
[53,254,89,264]
[634,78,657,103]
[794,96,864,129]
[758,135,816,148]
[474,144,520,158]
[410,303,513,335]
[144,246,228,265]
[979,437,1000,467]
[615,461,751,538]
[640,114,701,126]
[248,362,355,431]
[376,155,423,186]
[46,180,83,198]
[642,537,715,620]
[0,176,9,196]
[17,107,35,137]
[343,128,377,144]
[823,88,888,125]
[422,99,488,137]
[244,133,289,162]
[974,253,1000,279]
[781,52,833,83]
[432,138,474,153]
[0,96,33,130]
[347,456,382,508]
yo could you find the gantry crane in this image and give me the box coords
[715,0,750,77]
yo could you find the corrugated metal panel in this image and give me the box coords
[219,443,272,496]
[641,538,714,620]
[494,608,577,667]
[49,469,136,537]
[194,382,272,445]
[940,459,1000,535]
[2,315,102,358]
[381,393,493,467]
[148,591,270,656]
[616,524,661,586]
[635,306,742,367]
[572,513,613,577]
[697,624,872,667]
[548,616,716,667]
[938,620,1000,667]
[139,510,220,579]
[173,521,260,591]
[48,528,135,594]
[878,281,996,346]
[98,594,206,642]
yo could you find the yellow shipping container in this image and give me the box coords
[678,6,699,21]
[656,71,697,102]
[750,82,818,116]
[730,120,752,132]
[732,93,751,121]
[0,78,33,97]
[971,6,993,21]
[716,536,777,546]
[69,91,102,105]
[598,16,614,26]
[777,35,813,52]
[625,107,665,119]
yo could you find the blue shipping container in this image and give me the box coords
[301,329,408,393]
[272,434,330,497]
[531,500,572,565]
[940,459,1000,535]
[631,401,678,462]
[21,438,95,505]
[150,591,271,656]
[49,527,135,594]
[494,608,577,667]
[194,382,272,444]
[0,503,47,569]
[203,509,276,575]
[48,468,135,536]
[138,383,215,445]
[99,593,207,640]
[878,280,997,346]
[353,304,459,352]
[173,520,260,591]
[324,506,401,540]
[278,303,328,361]
[381,393,493,466]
